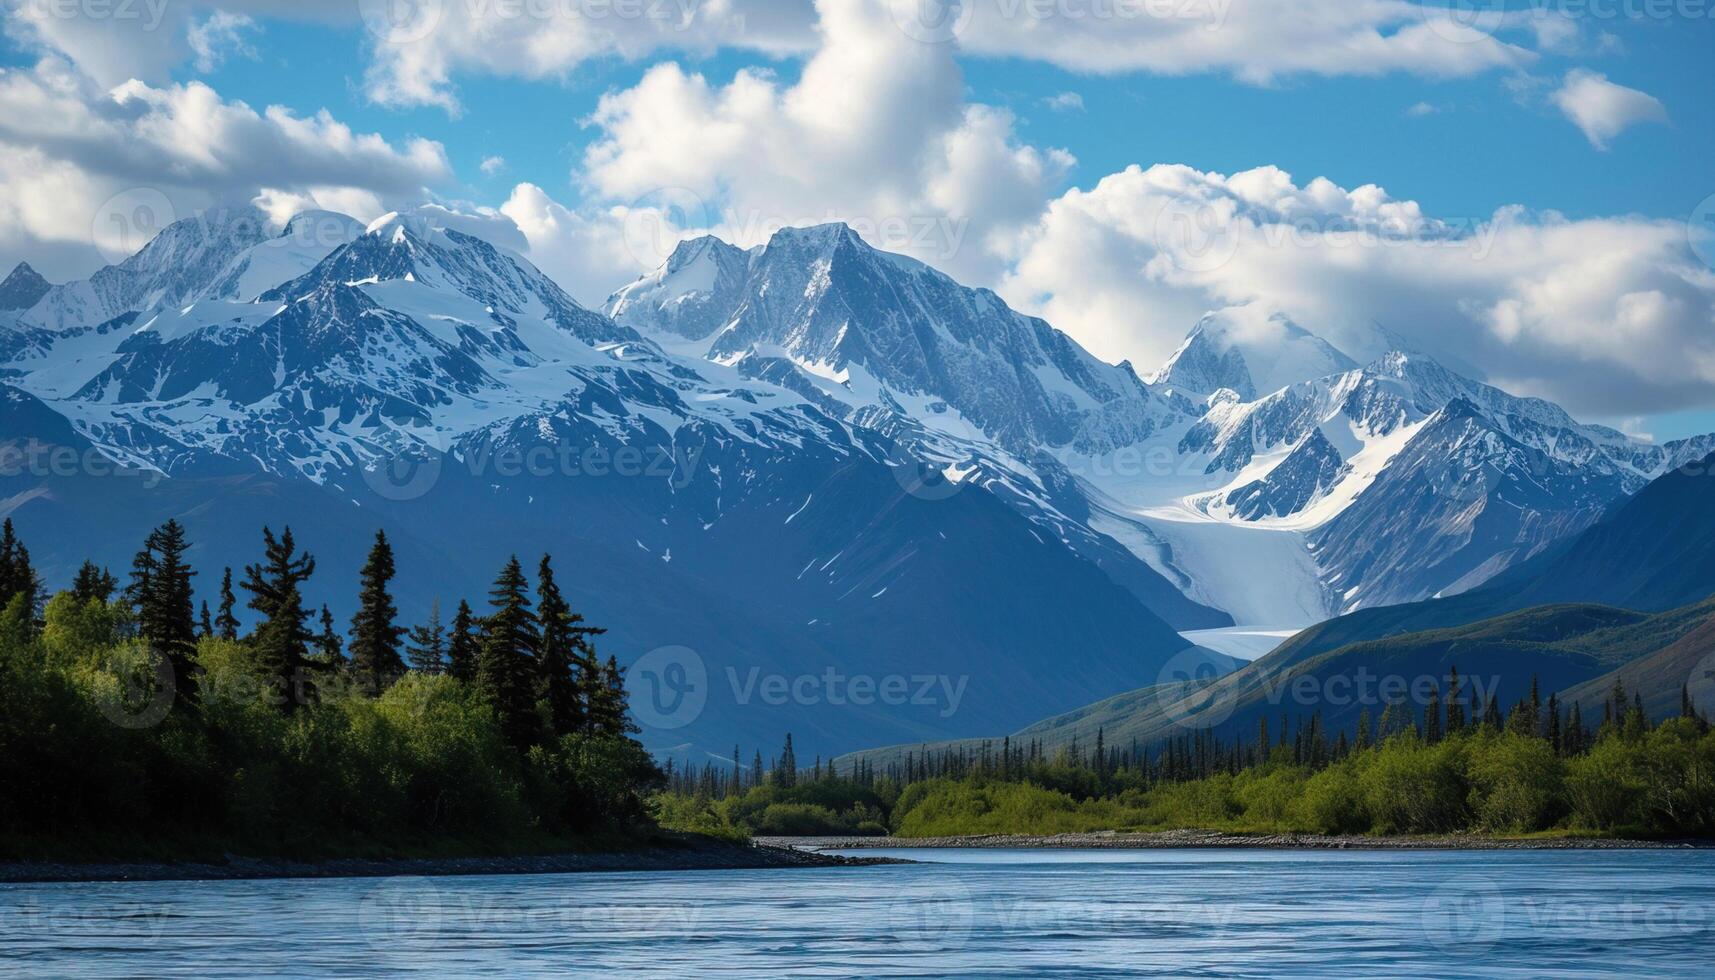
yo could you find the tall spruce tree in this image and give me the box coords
[0,519,41,615]
[128,520,200,706]
[1446,667,1465,735]
[199,601,213,638]
[778,733,798,788]
[241,526,317,712]
[476,557,540,749]
[348,531,405,695]
[534,555,584,735]
[406,600,446,674]
[1547,693,1562,754]
[447,599,478,682]
[215,567,240,640]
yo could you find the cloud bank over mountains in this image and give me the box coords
[0,0,1703,424]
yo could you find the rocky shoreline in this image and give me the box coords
[0,838,906,884]
[759,829,1714,851]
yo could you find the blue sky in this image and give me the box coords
[1,0,1712,434]
[96,11,1714,225]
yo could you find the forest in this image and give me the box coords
[0,519,664,860]
[658,681,1715,840]
[6,511,1715,858]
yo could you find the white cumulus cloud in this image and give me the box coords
[1552,69,1667,149]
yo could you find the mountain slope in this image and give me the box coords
[0,209,1222,760]
[842,597,1715,769]
[1259,449,1715,669]
[1149,307,1357,401]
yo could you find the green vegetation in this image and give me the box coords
[660,682,1715,840]
[0,519,664,862]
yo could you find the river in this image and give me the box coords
[4,848,1711,976]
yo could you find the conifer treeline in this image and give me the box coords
[667,672,1705,802]
[0,517,665,854]
[0,518,641,750]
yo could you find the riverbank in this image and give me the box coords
[0,836,905,884]
[759,829,1715,851]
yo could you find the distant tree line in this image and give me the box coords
[658,673,1715,840]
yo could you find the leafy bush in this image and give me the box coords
[1358,736,1470,834]
[1290,762,1368,834]
[1466,734,1563,832]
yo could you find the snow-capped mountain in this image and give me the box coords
[608,224,1177,456]
[605,227,1715,640]
[0,263,50,312]
[0,207,1219,759]
[5,207,1711,751]
[1149,307,1358,401]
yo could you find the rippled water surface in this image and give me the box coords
[5,848,1713,977]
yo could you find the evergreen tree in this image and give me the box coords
[1505,699,1536,737]
[1446,667,1465,735]
[128,520,200,706]
[251,582,313,711]
[406,599,446,674]
[1567,702,1586,755]
[1609,678,1629,733]
[315,605,344,665]
[476,556,540,749]
[778,733,798,788]
[215,567,240,640]
[71,561,118,604]
[199,601,213,638]
[348,531,405,695]
[589,655,632,736]
[534,555,585,735]
[1355,708,1373,751]
[241,527,317,712]
[0,519,41,615]
[1425,687,1443,743]
[1547,693,1562,754]
[1624,692,1648,740]
[1481,694,1501,733]
[446,599,478,682]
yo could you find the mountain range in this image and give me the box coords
[2,205,1710,759]
[840,449,1715,769]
